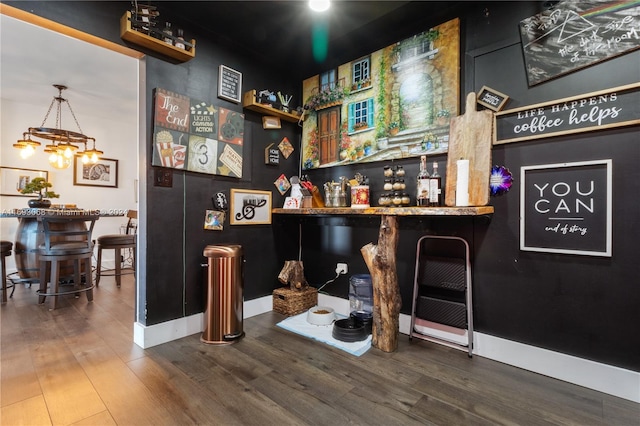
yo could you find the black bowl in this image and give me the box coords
[350,311,373,335]
[332,318,367,342]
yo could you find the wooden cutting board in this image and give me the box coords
[445,92,493,207]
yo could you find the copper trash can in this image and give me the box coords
[202,244,244,344]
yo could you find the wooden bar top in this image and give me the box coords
[0,208,125,218]
[272,206,494,216]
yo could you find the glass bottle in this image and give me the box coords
[175,28,186,49]
[429,161,442,206]
[416,155,430,206]
[162,22,174,45]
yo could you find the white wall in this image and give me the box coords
[0,13,139,271]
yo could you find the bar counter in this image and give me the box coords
[272,206,494,216]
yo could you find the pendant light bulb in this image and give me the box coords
[82,153,90,164]
[64,146,73,158]
[309,0,330,12]
[91,152,99,163]
[21,145,35,158]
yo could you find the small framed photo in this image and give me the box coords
[0,167,48,197]
[262,116,281,129]
[73,157,118,187]
[218,65,242,103]
[477,85,509,111]
[204,210,225,230]
[230,188,272,225]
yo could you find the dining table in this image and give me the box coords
[1,207,124,282]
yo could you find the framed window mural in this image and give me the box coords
[152,88,244,177]
[301,18,460,169]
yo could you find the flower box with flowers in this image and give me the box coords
[304,86,349,111]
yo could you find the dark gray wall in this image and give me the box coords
[9,1,639,372]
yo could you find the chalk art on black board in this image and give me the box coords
[519,1,640,86]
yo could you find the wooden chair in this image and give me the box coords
[1,240,13,303]
[37,214,98,310]
[96,210,137,287]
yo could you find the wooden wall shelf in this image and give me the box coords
[243,90,302,123]
[120,11,196,62]
[272,206,494,216]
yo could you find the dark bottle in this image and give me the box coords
[175,28,186,49]
[416,155,429,206]
[162,22,174,45]
[429,161,442,206]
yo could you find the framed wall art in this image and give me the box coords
[152,87,244,178]
[0,167,48,196]
[218,65,242,103]
[73,157,118,187]
[520,159,612,257]
[230,188,272,225]
[301,17,460,169]
[519,1,640,86]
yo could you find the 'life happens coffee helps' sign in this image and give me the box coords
[495,82,640,144]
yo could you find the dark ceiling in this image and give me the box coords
[162,1,460,80]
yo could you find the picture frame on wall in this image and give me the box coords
[230,188,272,225]
[520,159,612,257]
[73,157,118,188]
[0,167,48,197]
[218,65,242,103]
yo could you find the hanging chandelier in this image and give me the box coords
[13,84,102,169]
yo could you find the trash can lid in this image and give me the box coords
[203,244,242,258]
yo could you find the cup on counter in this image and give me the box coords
[350,185,370,209]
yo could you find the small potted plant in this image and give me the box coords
[363,140,373,156]
[20,177,59,208]
[436,109,450,126]
[388,121,400,136]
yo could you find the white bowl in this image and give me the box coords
[306,306,335,325]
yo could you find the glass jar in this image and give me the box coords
[393,179,405,191]
[383,179,393,191]
[377,193,391,206]
[392,192,403,206]
[383,165,393,177]
[401,193,411,206]
[395,165,405,177]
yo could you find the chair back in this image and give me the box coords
[124,210,138,235]
[38,214,99,255]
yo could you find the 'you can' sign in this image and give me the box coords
[520,159,612,256]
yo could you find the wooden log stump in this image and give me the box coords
[360,215,401,352]
[278,260,309,291]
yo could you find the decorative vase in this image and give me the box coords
[28,198,51,208]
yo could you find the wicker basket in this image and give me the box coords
[272,286,318,316]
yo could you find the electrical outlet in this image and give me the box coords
[336,262,348,275]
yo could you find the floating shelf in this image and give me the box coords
[120,11,196,62]
[272,206,494,216]
[242,90,302,123]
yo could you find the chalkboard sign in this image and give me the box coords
[495,82,640,144]
[520,159,612,257]
[218,65,242,103]
[519,1,640,86]
[477,86,509,111]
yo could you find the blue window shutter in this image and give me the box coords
[367,98,374,126]
[348,103,355,132]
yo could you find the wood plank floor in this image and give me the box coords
[1,274,638,425]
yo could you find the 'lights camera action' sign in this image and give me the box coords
[520,159,612,257]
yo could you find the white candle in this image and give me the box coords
[456,159,469,206]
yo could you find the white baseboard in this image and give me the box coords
[133,294,639,403]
